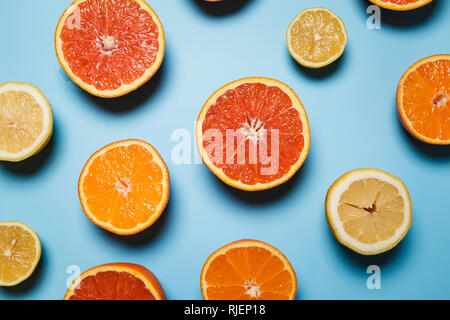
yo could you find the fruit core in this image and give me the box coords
[97,35,118,54]
[432,92,448,107]
[241,117,265,142]
[2,238,17,258]
[116,178,131,196]
[243,280,261,298]
[364,203,377,214]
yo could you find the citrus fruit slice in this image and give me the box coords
[201,240,297,300]
[55,0,165,98]
[397,54,450,145]
[78,139,169,235]
[326,169,412,255]
[287,7,347,68]
[0,222,41,286]
[196,77,310,191]
[64,263,166,300]
[0,82,53,162]
[369,0,433,11]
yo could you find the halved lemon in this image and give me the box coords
[287,7,347,68]
[326,169,412,255]
[0,82,53,162]
[0,222,41,286]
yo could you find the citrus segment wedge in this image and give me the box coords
[55,0,165,98]
[0,82,53,162]
[326,169,412,255]
[201,240,297,300]
[0,222,41,286]
[369,0,433,11]
[287,7,347,68]
[78,139,169,235]
[196,77,310,191]
[64,263,166,300]
[397,54,450,145]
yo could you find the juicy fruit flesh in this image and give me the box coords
[380,0,423,4]
[202,82,305,186]
[60,0,160,91]
[289,9,346,64]
[68,270,155,300]
[337,178,405,244]
[0,91,43,153]
[0,225,39,284]
[401,59,450,141]
[204,246,294,300]
[82,144,164,230]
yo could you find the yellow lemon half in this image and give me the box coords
[0,222,41,286]
[0,82,53,162]
[326,169,412,255]
[287,7,347,68]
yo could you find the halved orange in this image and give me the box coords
[64,263,166,300]
[196,77,310,191]
[201,240,297,300]
[369,0,433,11]
[78,139,169,235]
[397,54,450,145]
[55,0,165,98]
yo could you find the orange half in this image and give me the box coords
[196,77,310,191]
[369,0,433,10]
[64,263,166,300]
[397,54,450,145]
[201,240,297,300]
[78,139,170,235]
[55,0,165,98]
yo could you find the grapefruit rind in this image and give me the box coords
[78,139,170,235]
[54,0,165,98]
[369,0,433,11]
[195,77,310,192]
[0,82,53,162]
[325,169,412,256]
[0,222,42,287]
[200,239,297,300]
[286,7,348,69]
[64,263,166,300]
[397,54,450,145]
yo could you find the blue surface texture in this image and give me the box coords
[0,0,449,300]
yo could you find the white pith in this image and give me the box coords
[244,280,261,298]
[97,35,118,54]
[115,178,132,196]
[240,118,265,142]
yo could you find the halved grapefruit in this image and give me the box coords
[369,0,433,11]
[55,0,165,98]
[64,263,166,300]
[196,77,310,191]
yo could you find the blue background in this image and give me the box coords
[1,0,449,300]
